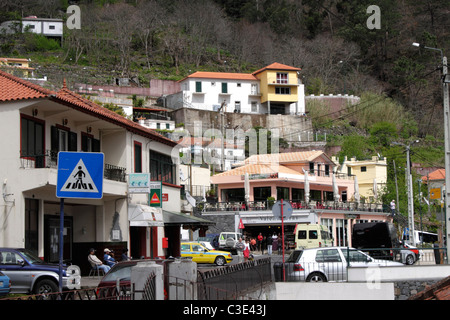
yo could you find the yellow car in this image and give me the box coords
[181,242,233,266]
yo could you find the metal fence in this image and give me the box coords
[197,257,272,300]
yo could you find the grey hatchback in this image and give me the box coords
[284,246,403,282]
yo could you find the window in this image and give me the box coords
[309,230,318,240]
[134,141,142,173]
[315,249,342,263]
[150,150,175,184]
[222,82,228,94]
[51,125,77,161]
[49,25,55,30]
[276,73,288,84]
[195,81,202,93]
[297,231,307,240]
[275,87,290,95]
[81,133,100,152]
[251,101,257,112]
[237,83,241,87]
[309,162,314,174]
[276,187,289,200]
[253,187,271,201]
[361,166,367,172]
[21,115,44,162]
[234,101,241,113]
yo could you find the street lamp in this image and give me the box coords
[413,42,449,262]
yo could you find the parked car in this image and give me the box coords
[181,242,232,266]
[0,248,75,294]
[0,271,11,296]
[96,260,142,298]
[283,247,403,282]
[399,242,421,265]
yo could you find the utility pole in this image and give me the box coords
[413,42,449,261]
[406,144,415,245]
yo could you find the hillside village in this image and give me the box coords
[0,1,449,297]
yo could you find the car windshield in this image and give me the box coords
[18,249,44,264]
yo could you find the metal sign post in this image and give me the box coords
[272,200,293,282]
[56,152,104,292]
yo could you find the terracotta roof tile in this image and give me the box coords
[0,70,176,147]
[214,163,300,177]
[422,168,445,181]
[0,69,54,101]
[252,62,301,75]
[182,71,257,81]
[240,150,325,165]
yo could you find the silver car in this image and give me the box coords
[284,247,403,282]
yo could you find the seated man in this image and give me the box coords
[103,248,117,267]
[88,248,110,273]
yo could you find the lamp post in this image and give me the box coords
[413,42,449,262]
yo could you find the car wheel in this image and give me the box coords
[34,279,58,295]
[215,256,226,266]
[306,272,327,282]
[405,254,415,265]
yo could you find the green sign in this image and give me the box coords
[149,181,162,208]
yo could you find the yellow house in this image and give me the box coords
[0,57,34,78]
[334,156,387,201]
[252,62,302,114]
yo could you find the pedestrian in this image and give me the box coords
[390,200,396,216]
[244,238,251,262]
[235,238,245,263]
[121,248,131,261]
[257,233,263,252]
[277,233,282,254]
[250,237,256,251]
[266,235,273,255]
[272,235,278,254]
[261,236,266,255]
[103,248,117,267]
[88,248,110,273]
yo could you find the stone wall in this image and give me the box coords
[394,280,439,300]
[171,108,313,143]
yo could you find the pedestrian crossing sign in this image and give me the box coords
[56,152,104,199]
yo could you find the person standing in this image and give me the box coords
[235,238,245,263]
[257,233,263,253]
[390,200,396,216]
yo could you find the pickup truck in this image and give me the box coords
[0,248,79,294]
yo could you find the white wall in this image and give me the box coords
[276,282,395,300]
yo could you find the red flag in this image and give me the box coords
[238,219,245,229]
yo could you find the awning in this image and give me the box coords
[128,204,164,227]
[162,210,215,227]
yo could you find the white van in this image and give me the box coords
[295,224,332,249]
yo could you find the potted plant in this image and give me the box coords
[267,196,275,209]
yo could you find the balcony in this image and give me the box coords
[20,150,127,182]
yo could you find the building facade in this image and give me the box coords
[0,71,211,274]
[167,62,305,115]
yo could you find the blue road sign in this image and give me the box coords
[56,152,104,199]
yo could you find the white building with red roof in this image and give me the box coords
[167,62,305,115]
